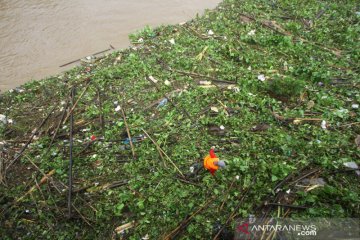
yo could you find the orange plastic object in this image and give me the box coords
[203,149,219,175]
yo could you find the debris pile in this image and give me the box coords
[0,0,359,239]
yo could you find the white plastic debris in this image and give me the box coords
[286,189,291,194]
[235,175,240,180]
[321,120,327,129]
[157,98,168,108]
[199,80,212,85]
[164,80,171,86]
[352,104,359,109]
[115,106,121,112]
[0,114,7,124]
[142,234,150,240]
[233,87,240,93]
[7,119,13,124]
[210,107,219,113]
[257,74,266,82]
[208,30,214,35]
[220,125,225,130]
[343,162,358,169]
[343,162,360,176]
[169,38,175,45]
[189,166,195,173]
[148,76,158,83]
[247,29,256,36]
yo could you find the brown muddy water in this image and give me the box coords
[0,0,220,92]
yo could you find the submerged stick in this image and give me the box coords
[163,196,215,239]
[67,86,76,218]
[59,46,113,67]
[141,129,184,178]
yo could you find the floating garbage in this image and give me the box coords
[148,75,158,83]
[157,98,168,108]
[257,74,266,82]
[203,147,226,176]
[210,106,219,113]
[0,114,7,124]
[301,178,326,186]
[122,135,146,145]
[164,80,171,86]
[81,55,96,64]
[115,106,121,112]
[247,29,256,36]
[343,162,360,176]
[321,120,327,129]
[251,123,270,132]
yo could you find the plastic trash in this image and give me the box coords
[157,98,168,108]
[343,162,360,176]
[257,74,266,81]
[122,135,146,145]
[204,147,226,176]
[115,106,121,112]
[247,29,256,36]
[321,120,327,129]
[0,114,7,124]
[301,178,326,186]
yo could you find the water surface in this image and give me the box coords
[0,0,220,92]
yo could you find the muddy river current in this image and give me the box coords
[0,0,220,92]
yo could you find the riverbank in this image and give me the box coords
[1,0,359,239]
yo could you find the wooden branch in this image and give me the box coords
[6,105,56,171]
[142,129,184,178]
[63,82,90,124]
[120,107,136,159]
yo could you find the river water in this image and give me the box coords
[0,0,220,92]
